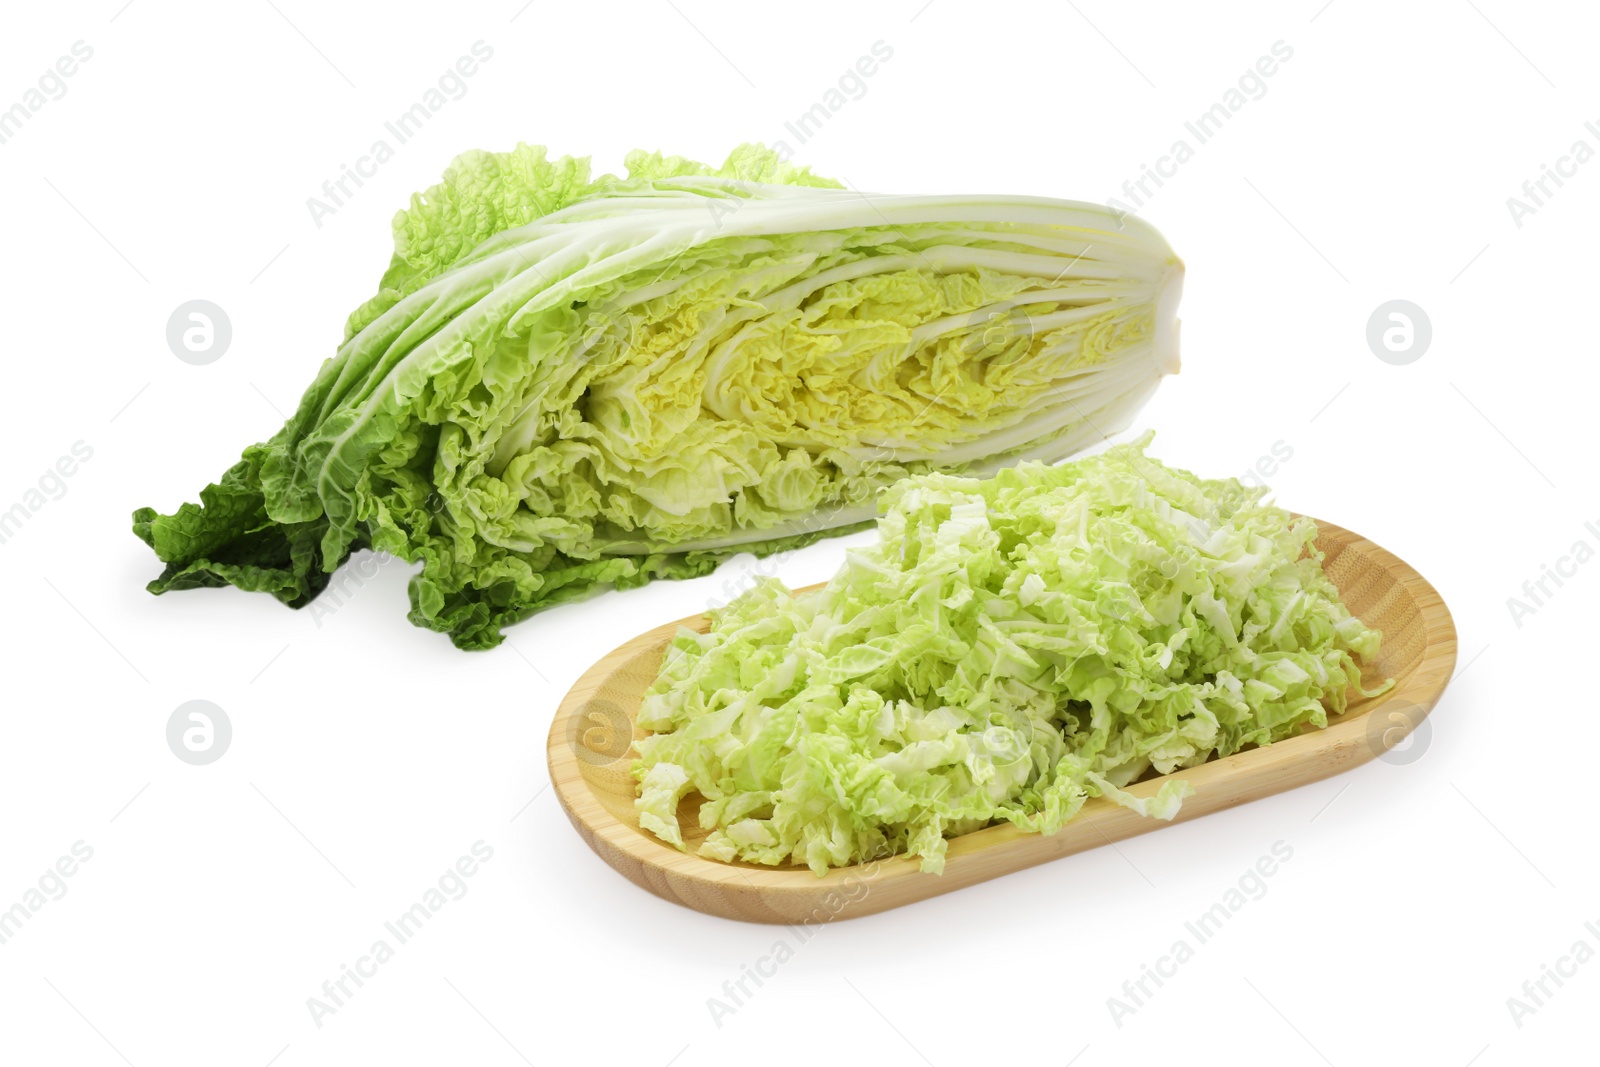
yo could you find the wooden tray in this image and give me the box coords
[547,521,1456,924]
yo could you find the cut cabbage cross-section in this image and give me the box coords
[134,144,1184,648]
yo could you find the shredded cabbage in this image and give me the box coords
[634,435,1390,874]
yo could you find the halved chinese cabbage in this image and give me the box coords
[135,145,1182,648]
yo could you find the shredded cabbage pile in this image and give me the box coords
[633,435,1389,874]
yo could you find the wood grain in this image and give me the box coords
[546,520,1456,924]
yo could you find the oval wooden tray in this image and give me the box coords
[547,520,1456,924]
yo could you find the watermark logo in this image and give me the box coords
[957,300,1034,365]
[1365,299,1430,365]
[166,700,232,766]
[1362,697,1431,766]
[566,700,632,767]
[166,300,232,365]
[572,307,630,365]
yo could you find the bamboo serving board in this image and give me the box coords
[547,521,1456,924]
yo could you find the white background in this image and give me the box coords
[1,1,1594,1064]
